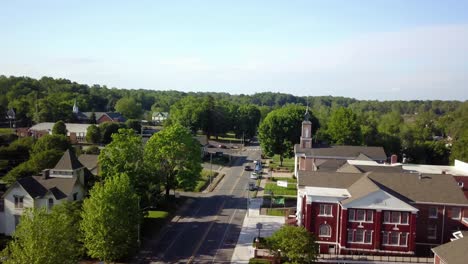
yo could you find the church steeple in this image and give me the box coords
[72,99,79,114]
[300,105,312,149]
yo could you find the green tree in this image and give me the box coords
[450,131,468,163]
[115,97,143,119]
[80,173,139,262]
[52,120,67,135]
[327,107,362,145]
[144,123,202,198]
[233,104,261,140]
[266,226,318,264]
[100,122,123,144]
[125,119,142,133]
[4,203,83,264]
[258,105,318,166]
[86,125,101,144]
[98,128,156,204]
[31,134,70,155]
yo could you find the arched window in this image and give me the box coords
[319,224,331,237]
[48,198,54,210]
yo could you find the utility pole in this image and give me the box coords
[210,152,213,186]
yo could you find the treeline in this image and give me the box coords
[1,75,467,164]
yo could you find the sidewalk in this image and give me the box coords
[230,197,285,263]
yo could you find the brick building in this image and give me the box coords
[294,112,468,256]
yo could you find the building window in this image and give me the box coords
[391,212,401,223]
[382,232,389,245]
[347,230,353,242]
[319,204,332,216]
[428,224,437,239]
[348,209,355,221]
[366,211,373,222]
[383,211,391,223]
[400,233,408,246]
[390,232,399,245]
[14,196,24,209]
[401,212,409,224]
[73,193,78,201]
[365,231,372,244]
[319,224,331,237]
[355,229,364,243]
[48,198,54,210]
[356,210,365,221]
[451,208,461,220]
[429,207,438,218]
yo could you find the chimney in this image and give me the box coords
[42,169,50,180]
[390,154,398,164]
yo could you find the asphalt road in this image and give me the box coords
[138,147,261,264]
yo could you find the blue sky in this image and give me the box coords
[1,0,468,100]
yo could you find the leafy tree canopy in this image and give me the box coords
[266,226,318,264]
[52,120,67,135]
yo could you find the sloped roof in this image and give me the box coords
[32,176,77,198]
[299,170,468,205]
[337,163,362,173]
[83,112,126,122]
[355,153,374,161]
[432,235,468,264]
[78,154,99,174]
[17,177,47,198]
[54,149,84,171]
[29,122,91,134]
[341,175,380,205]
[316,159,347,172]
[369,172,468,205]
[295,145,387,161]
[298,171,362,189]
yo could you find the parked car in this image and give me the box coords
[250,173,258,179]
[244,165,252,171]
[218,144,227,149]
[248,182,257,191]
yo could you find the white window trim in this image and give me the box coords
[382,211,410,225]
[348,209,374,223]
[381,231,408,247]
[319,224,332,237]
[399,233,408,246]
[318,204,333,217]
[14,196,24,209]
[348,229,373,244]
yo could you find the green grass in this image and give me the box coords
[145,210,169,219]
[249,258,271,264]
[270,155,294,171]
[264,183,297,196]
[194,170,219,192]
[271,177,297,183]
[209,132,243,143]
[266,208,286,216]
[0,128,14,134]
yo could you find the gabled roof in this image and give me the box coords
[54,149,84,171]
[342,174,380,205]
[16,177,47,198]
[337,163,362,173]
[78,154,99,175]
[355,153,374,161]
[295,145,387,161]
[298,170,468,206]
[316,159,347,172]
[83,112,126,122]
[13,176,78,200]
[432,235,468,264]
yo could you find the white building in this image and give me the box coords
[29,122,91,143]
[1,149,90,235]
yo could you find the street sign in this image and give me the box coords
[277,180,288,188]
[256,223,263,230]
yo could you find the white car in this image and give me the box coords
[250,172,258,179]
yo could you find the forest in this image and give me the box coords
[1,75,467,165]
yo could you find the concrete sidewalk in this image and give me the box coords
[230,197,285,263]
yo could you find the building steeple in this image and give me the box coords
[72,99,79,114]
[300,105,312,149]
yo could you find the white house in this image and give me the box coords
[152,112,169,123]
[1,149,90,235]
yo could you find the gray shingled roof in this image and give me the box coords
[295,145,387,161]
[78,154,99,175]
[298,171,468,205]
[432,235,468,264]
[54,149,84,171]
[16,176,77,200]
[342,175,380,206]
[337,163,405,174]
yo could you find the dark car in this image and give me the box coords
[218,144,227,149]
[244,165,252,171]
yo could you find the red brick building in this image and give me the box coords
[294,113,468,256]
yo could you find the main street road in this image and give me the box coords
[138,147,261,263]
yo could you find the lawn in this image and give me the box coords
[145,210,169,219]
[264,182,297,196]
[270,177,297,183]
[193,170,219,192]
[270,155,294,171]
[0,128,14,134]
[265,208,286,216]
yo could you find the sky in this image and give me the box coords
[1,0,468,100]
